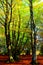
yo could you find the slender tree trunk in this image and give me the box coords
[32,25,37,64]
[12,10,21,61]
[16,20,30,55]
[33,24,37,63]
[5,0,9,56]
[29,0,37,64]
[18,22,29,49]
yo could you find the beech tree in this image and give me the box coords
[0,0,14,62]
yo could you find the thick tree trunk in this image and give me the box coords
[5,24,14,62]
[5,0,14,62]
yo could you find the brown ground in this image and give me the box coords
[0,55,43,65]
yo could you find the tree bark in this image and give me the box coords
[5,0,14,62]
[29,0,37,64]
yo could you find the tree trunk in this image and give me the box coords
[29,0,37,64]
[5,0,14,62]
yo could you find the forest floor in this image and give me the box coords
[0,55,43,65]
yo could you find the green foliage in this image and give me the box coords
[0,0,43,56]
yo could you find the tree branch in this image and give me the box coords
[0,18,5,22]
[0,0,11,14]
[0,21,5,26]
[8,0,12,24]
[0,17,5,26]
[0,0,6,14]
